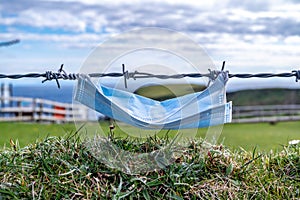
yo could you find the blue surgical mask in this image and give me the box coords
[74,71,232,129]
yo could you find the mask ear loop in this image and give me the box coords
[204,61,230,147]
[207,69,217,87]
[207,61,226,87]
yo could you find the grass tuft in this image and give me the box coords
[0,131,299,199]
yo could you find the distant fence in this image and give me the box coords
[0,96,88,123]
[232,104,300,123]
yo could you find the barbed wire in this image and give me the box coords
[0,63,299,88]
[0,39,20,47]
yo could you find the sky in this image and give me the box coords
[1,0,300,90]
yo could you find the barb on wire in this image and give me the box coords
[292,70,300,82]
[0,62,300,88]
[42,64,78,88]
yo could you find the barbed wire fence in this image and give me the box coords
[0,39,20,47]
[0,62,300,88]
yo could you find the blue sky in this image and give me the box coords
[1,0,300,90]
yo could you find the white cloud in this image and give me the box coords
[284,36,300,44]
[1,0,300,88]
[1,9,87,32]
[2,0,300,37]
[47,0,225,9]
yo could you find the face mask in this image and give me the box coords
[74,71,232,129]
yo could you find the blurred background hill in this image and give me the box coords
[227,88,300,106]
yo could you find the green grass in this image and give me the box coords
[220,122,300,152]
[0,122,75,148]
[0,132,299,199]
[0,121,299,152]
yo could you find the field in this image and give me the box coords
[0,122,75,148]
[0,121,299,152]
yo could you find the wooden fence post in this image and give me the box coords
[32,98,36,121]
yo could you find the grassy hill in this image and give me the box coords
[135,84,300,106]
[135,84,206,101]
[227,88,300,106]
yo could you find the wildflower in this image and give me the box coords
[288,140,300,145]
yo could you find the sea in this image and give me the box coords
[12,84,74,103]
